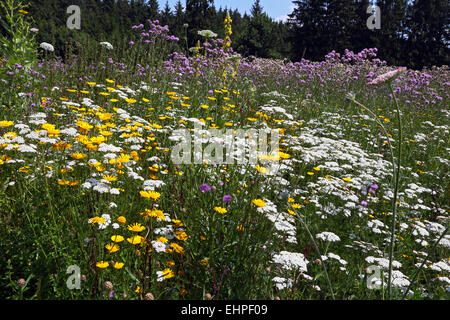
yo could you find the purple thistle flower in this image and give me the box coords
[200,183,212,192]
[222,195,232,203]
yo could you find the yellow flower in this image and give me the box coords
[160,268,175,280]
[89,216,106,225]
[214,207,227,214]
[179,288,188,296]
[141,208,165,220]
[58,179,69,185]
[252,199,266,207]
[100,130,113,136]
[102,174,118,182]
[97,112,113,121]
[111,235,124,243]
[128,223,146,232]
[172,219,184,228]
[125,98,137,104]
[70,152,88,160]
[41,123,60,136]
[170,243,184,254]
[255,165,269,174]
[117,216,126,225]
[156,236,169,243]
[287,209,296,216]
[140,190,161,200]
[166,260,175,266]
[117,153,130,163]
[236,225,245,231]
[127,235,144,245]
[113,262,124,269]
[135,286,143,294]
[342,177,352,182]
[76,120,93,131]
[292,203,301,209]
[18,165,31,173]
[96,261,109,269]
[52,142,72,151]
[278,152,291,159]
[174,231,188,241]
[199,258,209,266]
[105,243,120,253]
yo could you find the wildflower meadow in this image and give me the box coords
[0,1,448,302]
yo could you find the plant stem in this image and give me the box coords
[351,98,395,185]
[386,84,402,299]
[294,212,335,300]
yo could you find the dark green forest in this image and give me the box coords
[10,0,450,69]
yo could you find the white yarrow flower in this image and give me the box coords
[100,41,113,50]
[198,29,218,38]
[40,42,54,52]
[316,231,341,242]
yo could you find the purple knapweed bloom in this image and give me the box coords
[200,183,212,192]
[222,195,232,203]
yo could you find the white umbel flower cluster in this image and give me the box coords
[100,41,113,50]
[39,42,54,52]
[272,251,308,272]
[316,231,341,242]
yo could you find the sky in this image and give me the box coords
[156,0,296,22]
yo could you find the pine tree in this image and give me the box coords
[148,0,160,21]
[251,0,263,16]
[288,0,331,61]
[161,1,173,26]
[185,0,214,47]
[172,0,186,42]
[240,0,281,58]
[406,0,450,68]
